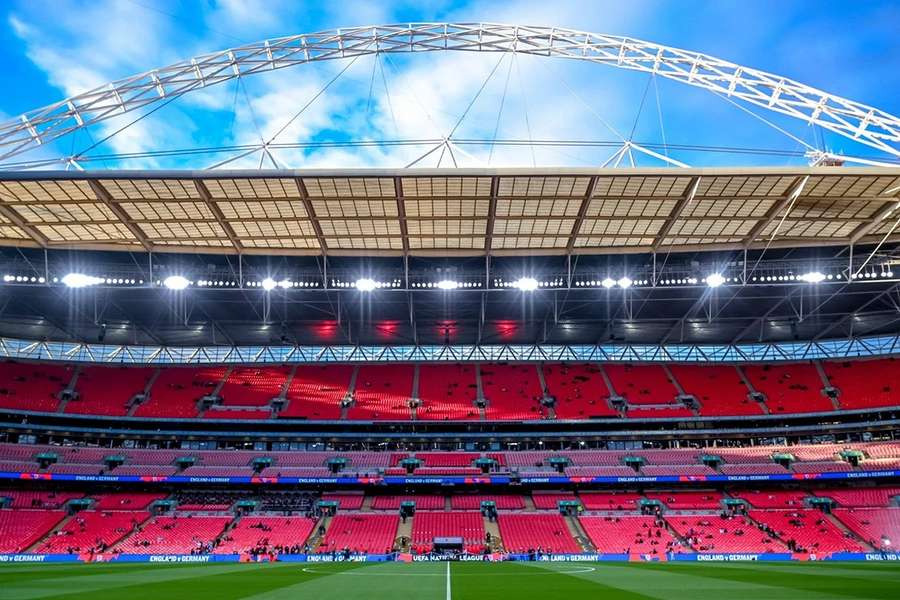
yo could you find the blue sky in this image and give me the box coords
[1,0,898,170]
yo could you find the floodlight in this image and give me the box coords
[513,277,539,291]
[617,277,633,289]
[355,278,377,292]
[799,271,826,283]
[705,273,726,288]
[601,278,616,289]
[261,277,277,291]
[163,275,190,290]
[437,280,460,290]
[62,273,102,288]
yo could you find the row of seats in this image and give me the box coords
[4,359,897,421]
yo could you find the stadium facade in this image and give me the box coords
[1,24,900,565]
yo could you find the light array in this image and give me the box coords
[410,280,483,289]
[492,278,566,290]
[245,279,320,289]
[2,274,46,284]
[329,279,403,291]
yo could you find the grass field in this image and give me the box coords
[2,561,900,599]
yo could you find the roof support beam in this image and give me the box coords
[395,177,410,255]
[484,176,499,254]
[730,286,804,343]
[296,178,328,255]
[194,180,243,253]
[565,175,599,254]
[813,281,900,340]
[88,180,153,252]
[0,203,48,248]
[652,176,700,252]
[741,175,809,249]
[848,198,900,245]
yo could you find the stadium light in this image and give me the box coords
[513,277,539,291]
[355,278,377,292]
[163,275,190,290]
[436,280,460,290]
[705,273,726,288]
[62,273,102,288]
[799,271,826,283]
[261,277,277,291]
[617,276,633,289]
[601,278,616,289]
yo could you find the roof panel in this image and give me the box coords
[302,177,394,197]
[400,176,492,197]
[403,198,489,218]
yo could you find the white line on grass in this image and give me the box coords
[446,560,451,600]
[300,566,596,576]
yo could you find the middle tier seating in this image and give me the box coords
[450,495,526,510]
[532,491,577,510]
[643,491,723,510]
[372,495,445,510]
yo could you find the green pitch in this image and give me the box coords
[2,560,899,600]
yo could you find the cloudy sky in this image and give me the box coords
[1,0,898,169]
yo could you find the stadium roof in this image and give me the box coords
[0,166,898,257]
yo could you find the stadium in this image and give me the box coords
[1,12,900,599]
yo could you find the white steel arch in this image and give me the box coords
[2,22,899,163]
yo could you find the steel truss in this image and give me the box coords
[2,332,898,365]
[1,23,899,164]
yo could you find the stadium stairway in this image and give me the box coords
[814,361,843,411]
[534,366,556,419]
[304,514,334,552]
[340,365,360,420]
[735,366,771,415]
[24,513,74,552]
[564,514,595,552]
[55,366,82,413]
[824,512,876,551]
[522,495,536,511]
[125,368,162,417]
[395,515,412,552]
[195,367,232,418]
[483,515,503,552]
[272,365,297,417]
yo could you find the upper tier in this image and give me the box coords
[0,357,898,421]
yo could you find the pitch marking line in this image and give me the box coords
[300,566,597,576]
